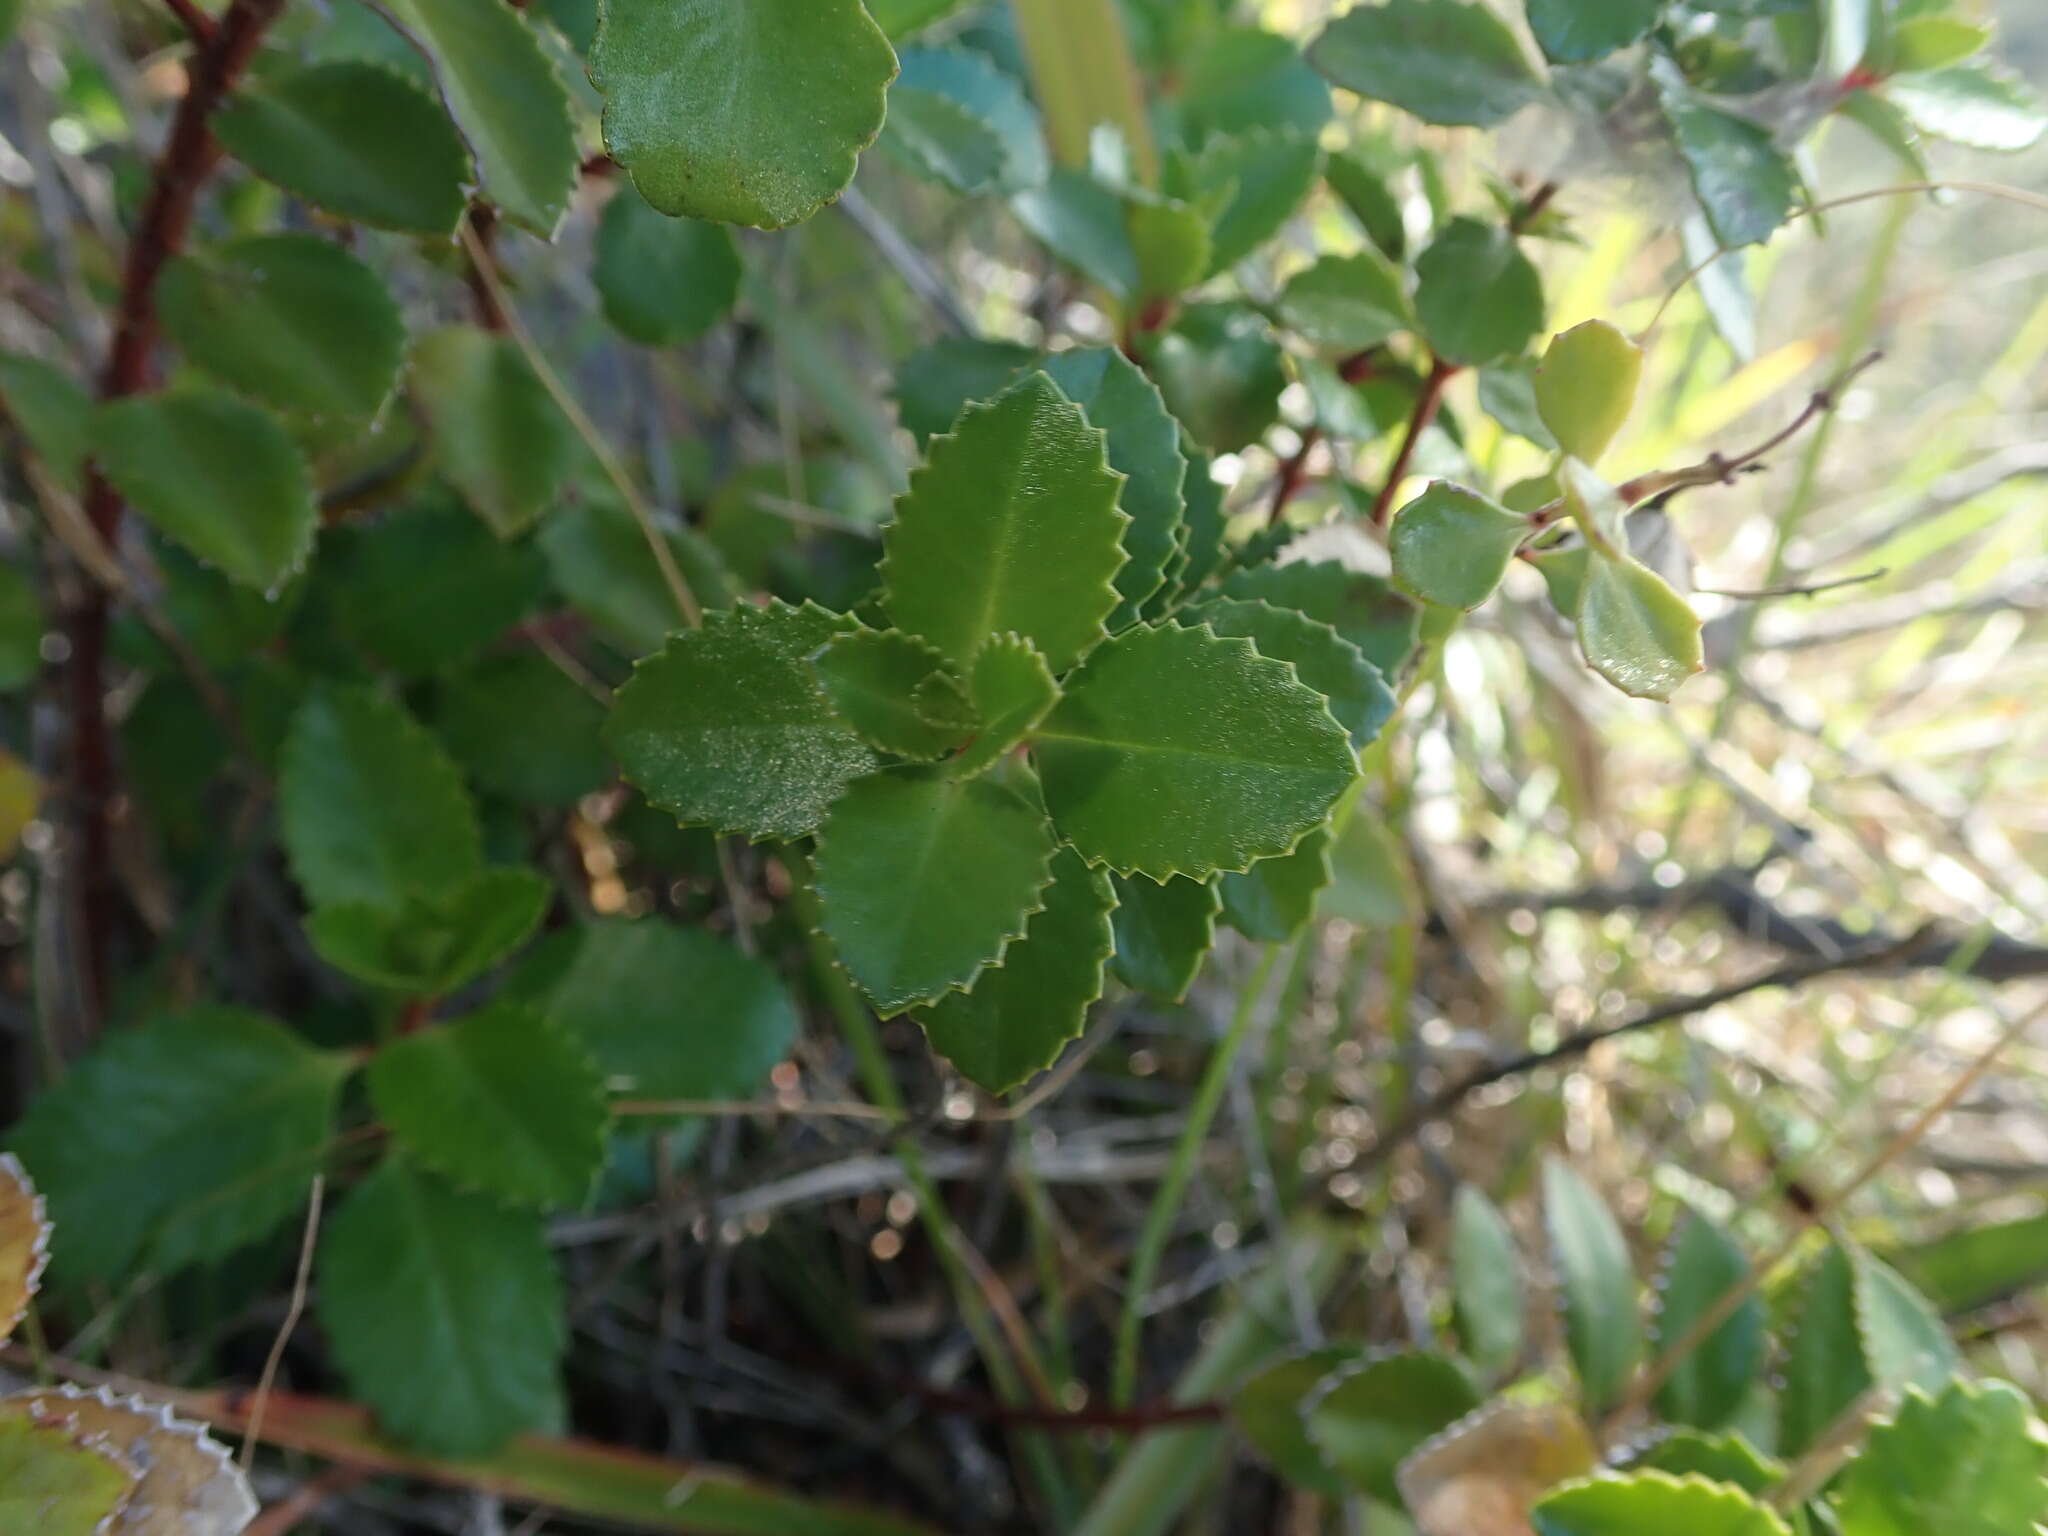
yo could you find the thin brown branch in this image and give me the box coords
[1696,566,1888,601]
[161,0,216,45]
[1369,358,1457,528]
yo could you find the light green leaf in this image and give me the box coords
[307,867,550,995]
[372,0,577,232]
[1125,197,1213,309]
[320,1157,564,1455]
[537,498,735,657]
[0,1416,137,1536]
[592,0,897,228]
[1033,622,1357,881]
[410,326,580,539]
[886,46,1047,195]
[0,353,92,492]
[1527,0,1662,63]
[1305,1352,1482,1504]
[1176,26,1334,146]
[1110,872,1219,1001]
[594,191,742,346]
[916,847,1116,1093]
[1175,128,1323,275]
[1276,250,1411,352]
[949,634,1060,779]
[1652,1207,1765,1430]
[1659,72,1800,249]
[1778,1241,1874,1459]
[214,61,473,234]
[434,652,611,808]
[813,628,972,761]
[1850,1247,1960,1395]
[880,371,1128,671]
[1414,217,1544,366]
[1010,168,1139,297]
[1887,63,2045,152]
[1191,598,1396,747]
[547,920,797,1101]
[1233,1347,1359,1497]
[865,0,970,37]
[1576,550,1703,701]
[814,771,1057,1014]
[280,685,482,911]
[1533,1473,1792,1536]
[1536,320,1643,465]
[1543,1157,1642,1414]
[1887,16,1990,74]
[94,388,315,592]
[158,235,405,420]
[1830,1379,2048,1536]
[1632,1430,1783,1497]
[1390,481,1530,610]
[607,600,881,842]
[369,1003,608,1209]
[1309,0,1541,128]
[1451,1184,1526,1376]
[1220,825,1333,942]
[1322,812,1420,927]
[8,1008,350,1283]
[1220,560,1421,675]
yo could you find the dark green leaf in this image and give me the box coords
[1144,302,1287,452]
[0,352,93,492]
[1632,1431,1783,1497]
[306,867,550,994]
[1778,1241,1875,1459]
[1192,598,1396,747]
[1110,872,1219,1001]
[434,652,611,807]
[1173,440,1230,599]
[538,497,735,657]
[1892,1208,2048,1314]
[1304,1351,1481,1504]
[1220,825,1333,941]
[1659,72,1800,248]
[1275,250,1411,352]
[1390,481,1530,610]
[1219,560,1421,675]
[1233,1347,1359,1497]
[1174,129,1323,274]
[1309,0,1541,128]
[1175,27,1333,146]
[1652,1207,1765,1430]
[886,45,1047,195]
[0,564,39,692]
[410,327,580,540]
[1543,1157,1642,1414]
[594,191,742,346]
[893,338,1039,444]
[1414,216,1544,366]
[1527,0,1662,63]
[1326,151,1408,259]
[949,634,1060,778]
[1011,168,1141,297]
[813,628,972,761]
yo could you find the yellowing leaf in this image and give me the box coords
[1398,1400,1598,1536]
[0,1387,257,1536]
[0,1153,48,1346]
[1535,321,1643,466]
[0,749,40,860]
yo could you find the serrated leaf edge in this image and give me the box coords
[809,625,969,764]
[1393,1396,1596,1520]
[1534,1469,1792,1532]
[0,1153,50,1344]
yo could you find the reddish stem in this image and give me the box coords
[461,203,509,331]
[1368,358,1457,528]
[161,0,216,44]
[1267,426,1321,525]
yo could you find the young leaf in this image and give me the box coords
[1309,0,1540,128]
[1033,622,1358,881]
[1414,217,1544,366]
[280,685,482,911]
[1304,1352,1482,1504]
[369,1003,609,1209]
[1543,1158,1642,1414]
[157,235,405,420]
[373,0,579,233]
[94,388,315,592]
[213,61,473,234]
[1533,1472,1792,1536]
[306,867,550,995]
[1535,320,1643,466]
[1451,1184,1526,1376]
[813,771,1057,1014]
[1191,598,1396,747]
[880,372,1128,671]
[1777,1240,1875,1458]
[1276,250,1411,352]
[1576,551,1704,701]
[948,634,1060,779]
[594,191,743,346]
[607,600,882,841]
[1829,1379,2048,1536]
[1398,1400,1599,1536]
[886,45,1047,195]
[1886,63,2046,152]
[916,847,1116,1093]
[1658,70,1800,249]
[0,1387,257,1536]
[1233,1347,1360,1497]
[1850,1246,1960,1395]
[1389,481,1530,610]
[410,327,580,539]
[813,629,971,761]
[1651,1207,1765,1430]
[320,1158,565,1455]
[9,1009,350,1283]
[1526,0,1661,64]
[1125,197,1213,309]
[1110,872,1220,1002]
[1174,128,1323,275]
[0,1416,136,1536]
[1220,825,1333,942]
[0,1155,49,1346]
[592,0,898,228]
[1887,16,1991,74]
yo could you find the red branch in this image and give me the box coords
[62,0,283,1036]
[1368,357,1456,528]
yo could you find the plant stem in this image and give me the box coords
[1369,359,1456,528]
[1110,942,1286,1408]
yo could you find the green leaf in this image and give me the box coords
[1174,439,1230,600]
[865,0,970,36]
[1275,250,1411,352]
[1576,550,1704,701]
[592,0,898,228]
[1125,197,1213,308]
[537,497,735,657]
[1850,1247,1959,1395]
[1652,1207,1765,1430]
[1143,302,1288,453]
[0,565,37,694]
[1322,812,1420,927]
[594,191,742,346]
[1887,63,2046,152]
[1326,151,1408,260]
[1304,1351,1482,1504]
[410,326,580,539]
[434,652,611,808]
[813,628,972,761]
[307,867,550,994]
[94,388,315,592]
[1830,1379,2048,1536]
[9,1008,350,1283]
[1414,216,1545,366]
[607,599,882,842]
[0,352,93,492]
[1174,129,1323,275]
[1220,825,1333,942]
[1536,320,1643,465]
[1389,481,1530,611]
[894,338,1039,444]
[1233,1347,1359,1497]
[880,371,1128,671]
[1451,1184,1526,1376]
[1543,1157,1642,1414]
[1175,27,1334,146]
[1892,1208,2048,1315]
[157,234,405,420]
[320,1157,564,1455]
[949,634,1060,779]
[1533,1473,1792,1536]
[214,61,473,234]
[1110,872,1219,1001]
[1309,0,1541,128]
[0,1417,137,1536]
[372,0,577,232]
[369,1003,608,1209]
[1220,560,1421,675]
[1526,0,1662,63]
[1777,1241,1875,1459]
[1886,16,1990,74]
[1632,1430,1783,1497]
[886,45,1047,195]
[1011,169,1139,297]
[1192,598,1396,747]
[1033,622,1357,881]
[814,771,1057,1013]
[916,846,1116,1093]
[281,685,482,910]
[1659,72,1800,248]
